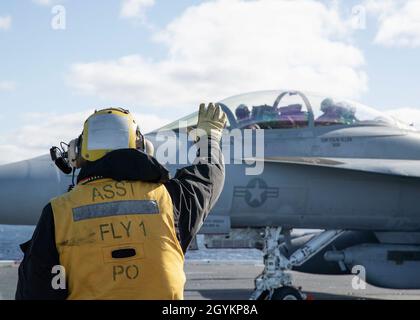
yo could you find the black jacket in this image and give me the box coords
[15,140,224,300]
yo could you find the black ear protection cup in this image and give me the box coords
[77,134,82,156]
[136,126,145,151]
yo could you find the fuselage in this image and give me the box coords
[158,124,420,232]
[2,90,420,232]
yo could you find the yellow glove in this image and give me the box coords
[196,103,227,143]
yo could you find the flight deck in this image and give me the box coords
[2,260,420,300]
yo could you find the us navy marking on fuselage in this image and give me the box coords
[234,178,279,208]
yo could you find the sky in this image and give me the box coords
[0,0,419,164]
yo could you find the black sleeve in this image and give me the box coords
[165,139,225,253]
[15,203,68,300]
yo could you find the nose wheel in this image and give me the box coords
[256,286,304,300]
[271,286,303,300]
[250,227,344,301]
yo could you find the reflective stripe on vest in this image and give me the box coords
[51,179,185,300]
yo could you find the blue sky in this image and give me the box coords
[0,1,193,126]
[0,0,419,163]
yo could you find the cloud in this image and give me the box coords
[386,107,420,129]
[32,0,61,6]
[69,0,368,113]
[0,16,11,31]
[0,81,16,92]
[365,0,420,47]
[364,0,398,17]
[120,0,155,19]
[0,110,170,165]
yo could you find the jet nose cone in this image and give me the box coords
[0,156,70,225]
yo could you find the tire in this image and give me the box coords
[270,287,303,300]
[256,290,270,300]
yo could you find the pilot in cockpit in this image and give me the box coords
[335,101,357,125]
[316,98,357,126]
[235,104,260,129]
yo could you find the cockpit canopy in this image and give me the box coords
[152,90,413,132]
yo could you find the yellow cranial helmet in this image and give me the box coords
[81,108,140,162]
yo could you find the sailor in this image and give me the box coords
[15,103,227,300]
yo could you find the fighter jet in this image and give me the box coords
[2,90,420,300]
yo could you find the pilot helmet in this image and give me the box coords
[235,104,250,120]
[321,98,334,112]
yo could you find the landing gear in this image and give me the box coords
[250,227,344,300]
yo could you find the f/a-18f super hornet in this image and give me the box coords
[2,90,420,300]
